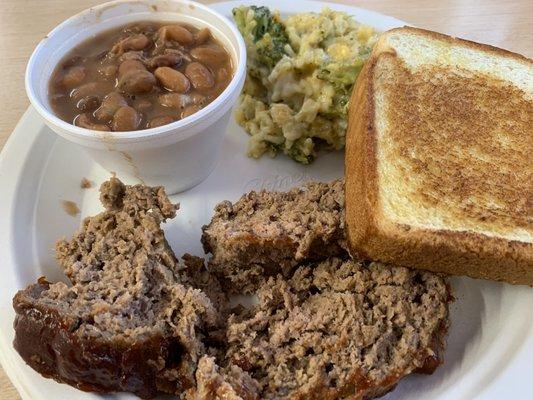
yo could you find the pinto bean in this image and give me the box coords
[98,65,118,79]
[111,34,151,55]
[195,28,211,45]
[181,104,202,119]
[165,48,191,62]
[216,67,232,83]
[118,69,156,94]
[94,92,128,121]
[154,67,190,93]
[158,92,206,109]
[76,95,100,112]
[74,113,110,131]
[112,106,141,131]
[184,62,214,91]
[118,59,146,78]
[118,59,152,94]
[119,51,145,63]
[159,93,188,108]
[190,45,227,68]
[190,93,207,106]
[148,115,174,128]
[70,82,110,101]
[62,66,86,89]
[134,99,152,111]
[127,34,151,50]
[147,53,183,69]
[157,25,194,45]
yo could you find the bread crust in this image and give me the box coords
[386,27,532,65]
[345,27,533,286]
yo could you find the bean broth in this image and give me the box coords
[49,21,233,131]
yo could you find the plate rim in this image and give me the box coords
[0,2,531,400]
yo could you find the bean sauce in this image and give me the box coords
[49,22,233,132]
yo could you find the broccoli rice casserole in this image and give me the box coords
[233,6,379,164]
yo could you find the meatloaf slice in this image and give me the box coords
[13,178,224,399]
[192,258,452,400]
[201,180,347,292]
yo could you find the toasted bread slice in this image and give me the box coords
[345,27,533,285]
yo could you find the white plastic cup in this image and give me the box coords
[25,0,246,194]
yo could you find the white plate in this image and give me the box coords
[0,1,531,399]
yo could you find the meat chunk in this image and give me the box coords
[13,178,225,399]
[189,258,452,400]
[201,180,347,293]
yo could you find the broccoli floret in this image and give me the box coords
[286,138,315,164]
[318,60,364,116]
[288,148,314,164]
[265,141,283,157]
[246,6,285,42]
[318,62,364,89]
[233,6,289,70]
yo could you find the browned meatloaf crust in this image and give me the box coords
[190,258,452,400]
[201,180,347,293]
[13,178,225,399]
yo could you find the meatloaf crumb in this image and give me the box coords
[201,180,347,292]
[13,177,224,399]
[193,258,451,400]
[186,356,260,400]
[80,177,93,189]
